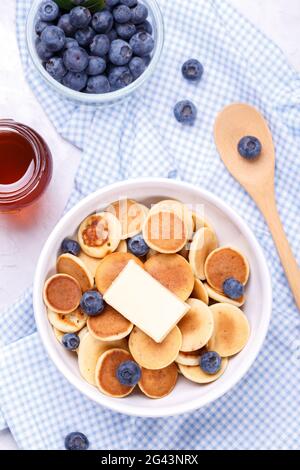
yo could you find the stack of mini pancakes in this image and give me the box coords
[43,198,250,399]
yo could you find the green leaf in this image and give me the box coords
[54,0,105,13]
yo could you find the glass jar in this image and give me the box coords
[0,120,53,212]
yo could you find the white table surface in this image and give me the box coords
[0,0,300,450]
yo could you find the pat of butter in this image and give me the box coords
[103,260,190,343]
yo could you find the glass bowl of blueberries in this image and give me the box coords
[26,0,164,105]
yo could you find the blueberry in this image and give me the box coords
[129,32,154,57]
[107,28,118,42]
[62,71,88,91]
[129,56,146,79]
[65,37,79,49]
[62,333,80,351]
[223,277,244,300]
[63,47,89,72]
[41,25,66,52]
[75,27,95,47]
[36,39,53,61]
[58,14,77,37]
[35,20,49,36]
[200,352,222,375]
[108,66,133,90]
[61,238,81,256]
[106,0,120,6]
[127,234,149,257]
[109,39,133,65]
[80,290,105,316]
[39,1,60,22]
[174,100,197,125]
[113,5,132,24]
[87,56,106,75]
[46,57,67,80]
[115,22,136,40]
[86,75,111,93]
[120,0,137,6]
[92,10,113,33]
[116,360,141,386]
[182,59,204,82]
[90,34,110,57]
[65,432,89,451]
[131,3,148,24]
[136,20,153,35]
[238,136,262,160]
[69,6,92,29]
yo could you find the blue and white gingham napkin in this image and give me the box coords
[0,0,300,449]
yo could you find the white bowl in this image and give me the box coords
[33,178,272,417]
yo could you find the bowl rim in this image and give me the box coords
[33,177,272,417]
[26,0,165,105]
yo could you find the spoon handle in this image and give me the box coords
[255,192,300,310]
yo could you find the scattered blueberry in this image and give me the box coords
[238,136,262,160]
[65,432,89,451]
[129,32,154,57]
[113,5,132,24]
[69,6,92,29]
[46,57,67,81]
[131,3,148,24]
[75,27,95,47]
[62,333,80,351]
[120,0,138,6]
[223,277,244,300]
[61,238,81,256]
[62,71,88,91]
[109,39,133,65]
[129,56,146,79]
[65,37,79,49]
[92,10,113,33]
[36,39,53,61]
[35,20,49,36]
[127,234,149,257]
[115,22,136,40]
[108,66,133,90]
[87,56,106,75]
[107,28,118,42]
[80,290,105,316]
[41,25,66,52]
[63,47,89,72]
[86,75,111,93]
[182,59,204,82]
[116,360,141,386]
[90,34,110,57]
[57,14,76,37]
[39,1,60,22]
[174,100,197,125]
[136,20,153,35]
[200,352,222,375]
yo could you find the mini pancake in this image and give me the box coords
[149,200,194,240]
[191,212,215,234]
[142,210,188,254]
[95,348,135,397]
[144,254,194,301]
[176,349,203,366]
[192,278,209,305]
[43,274,82,314]
[208,303,250,357]
[178,358,228,384]
[78,332,128,385]
[138,363,178,399]
[177,298,214,352]
[56,253,94,292]
[205,246,250,292]
[129,326,182,370]
[189,228,218,280]
[204,282,245,307]
[78,212,122,258]
[87,304,133,341]
[48,307,87,333]
[106,199,149,239]
[95,252,144,294]
[78,251,102,278]
[116,240,127,253]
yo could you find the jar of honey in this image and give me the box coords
[0,120,53,212]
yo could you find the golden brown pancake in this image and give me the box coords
[204,246,250,292]
[144,254,194,301]
[106,199,149,239]
[129,326,182,370]
[56,253,94,292]
[191,278,209,304]
[138,363,178,399]
[95,348,135,398]
[87,304,133,341]
[95,252,144,294]
[178,357,228,383]
[177,298,214,351]
[78,251,103,278]
[43,274,81,314]
[143,211,188,254]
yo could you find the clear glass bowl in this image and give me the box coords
[26,0,164,106]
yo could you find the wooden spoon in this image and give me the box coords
[214,103,300,310]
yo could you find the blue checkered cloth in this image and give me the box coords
[0,0,300,450]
